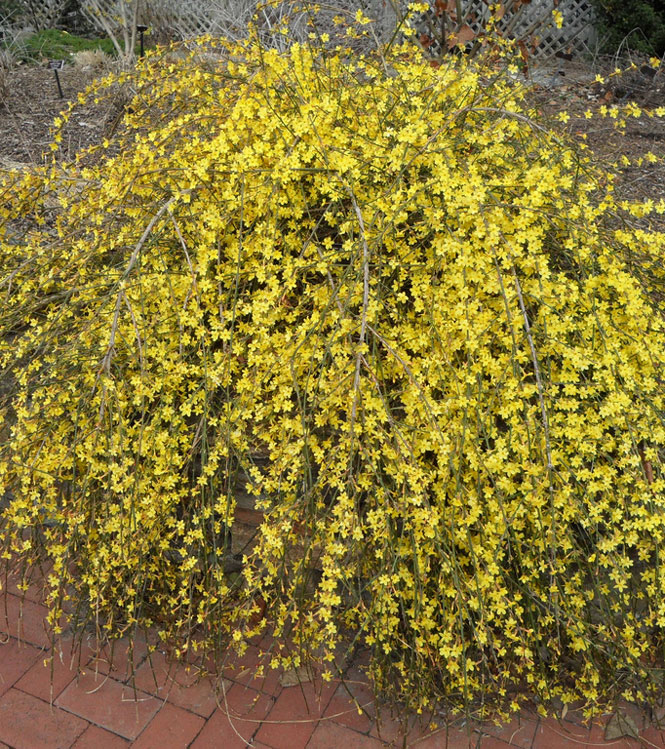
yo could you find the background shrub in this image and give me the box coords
[2,34,665,718]
[592,0,665,56]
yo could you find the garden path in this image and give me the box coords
[0,577,661,749]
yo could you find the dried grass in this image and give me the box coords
[0,49,14,108]
[71,48,114,73]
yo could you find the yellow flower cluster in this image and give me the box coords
[1,37,665,717]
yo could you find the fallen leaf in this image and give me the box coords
[279,665,312,687]
[604,712,639,741]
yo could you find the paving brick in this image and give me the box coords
[0,593,51,649]
[324,666,431,747]
[611,703,648,733]
[368,709,433,746]
[55,671,161,740]
[222,644,282,696]
[191,682,274,749]
[533,719,611,748]
[254,680,337,749]
[585,706,651,747]
[650,703,665,730]
[72,724,129,748]
[476,715,540,748]
[86,633,150,682]
[476,738,512,748]
[0,688,88,749]
[2,564,51,605]
[307,720,386,748]
[0,637,42,698]
[559,705,591,728]
[131,649,221,718]
[639,726,665,748]
[585,721,640,748]
[132,702,206,748]
[410,726,478,748]
[15,635,95,703]
[324,677,375,734]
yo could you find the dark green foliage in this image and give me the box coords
[7,29,126,62]
[593,0,665,56]
[60,0,99,36]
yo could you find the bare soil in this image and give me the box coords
[0,63,120,165]
[531,57,665,211]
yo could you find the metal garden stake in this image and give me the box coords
[137,25,148,58]
[48,59,64,99]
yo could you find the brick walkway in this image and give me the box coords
[1,576,663,748]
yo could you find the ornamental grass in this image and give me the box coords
[2,32,665,718]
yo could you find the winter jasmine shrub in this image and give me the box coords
[1,34,665,718]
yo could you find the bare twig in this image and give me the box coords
[98,195,177,376]
[348,192,370,429]
[510,264,553,475]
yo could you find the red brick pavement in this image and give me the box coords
[1,585,662,748]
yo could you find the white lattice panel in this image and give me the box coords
[19,0,68,30]
[21,0,595,59]
[407,0,595,58]
[509,0,596,57]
